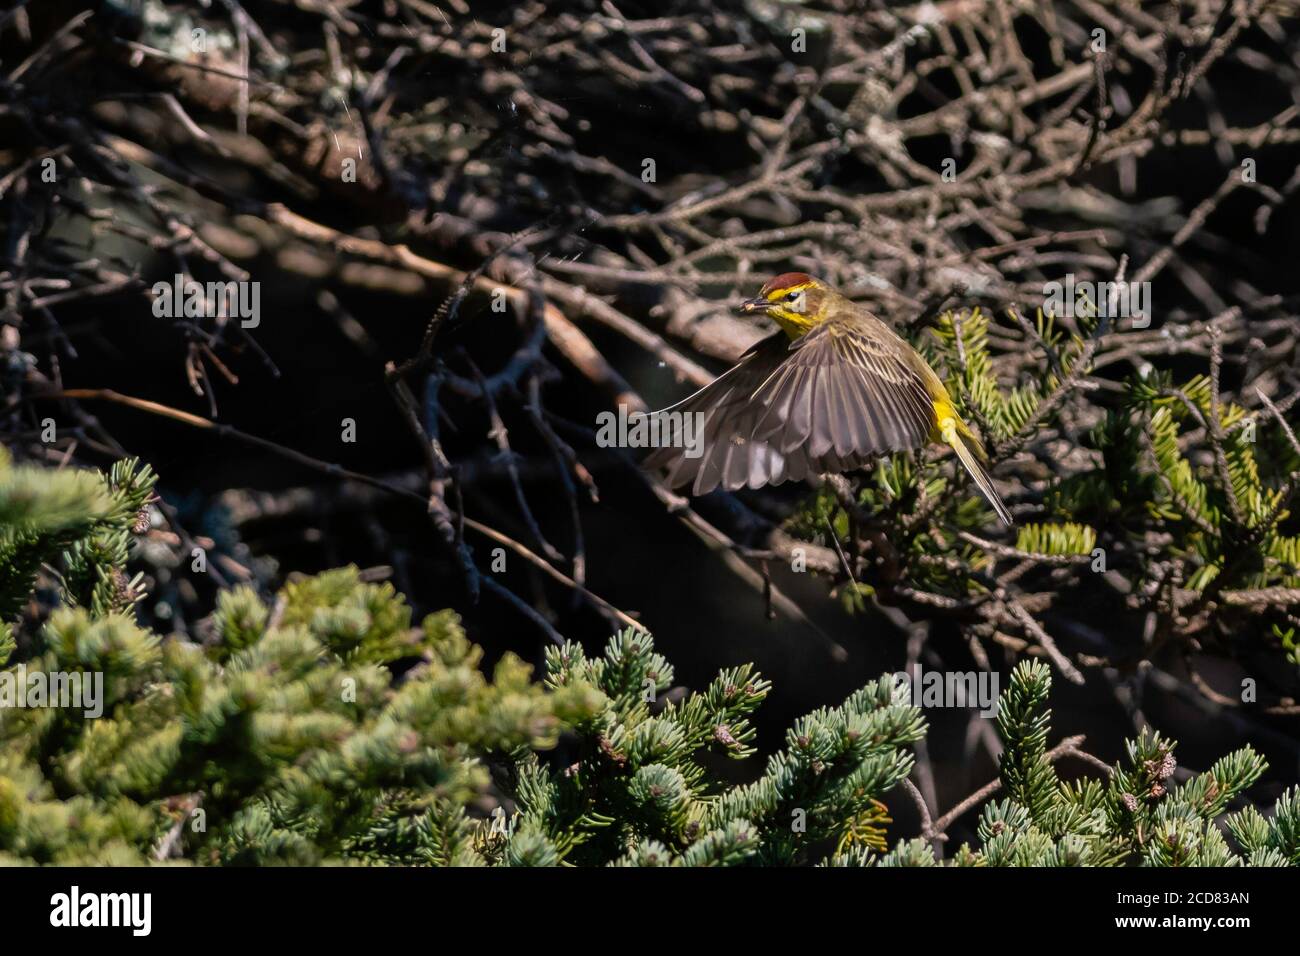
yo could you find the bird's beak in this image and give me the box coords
[739,296,769,315]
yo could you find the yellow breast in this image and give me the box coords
[771,309,818,339]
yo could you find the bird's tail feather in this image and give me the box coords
[948,425,1013,526]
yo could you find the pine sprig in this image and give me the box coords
[1,458,1293,866]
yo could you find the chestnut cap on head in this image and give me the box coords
[739,272,820,314]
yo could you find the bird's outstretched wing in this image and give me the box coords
[644,319,936,495]
[642,332,792,494]
[749,319,936,459]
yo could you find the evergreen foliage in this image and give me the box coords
[873,661,1296,868]
[0,450,156,664]
[1,459,1294,866]
[788,306,1300,673]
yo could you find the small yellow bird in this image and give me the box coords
[644,273,1012,525]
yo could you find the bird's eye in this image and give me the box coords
[785,291,800,301]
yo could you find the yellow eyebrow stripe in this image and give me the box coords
[765,282,813,300]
